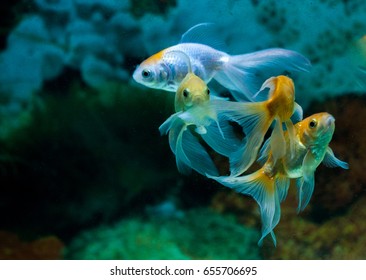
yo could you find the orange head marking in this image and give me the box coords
[143,50,165,65]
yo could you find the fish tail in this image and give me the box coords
[214,48,311,101]
[211,100,272,176]
[161,112,219,176]
[207,167,284,246]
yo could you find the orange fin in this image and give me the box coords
[208,167,284,246]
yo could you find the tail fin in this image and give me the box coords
[161,115,219,176]
[214,48,311,101]
[211,100,272,176]
[208,168,290,246]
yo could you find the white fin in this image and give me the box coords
[270,118,286,164]
[284,119,297,159]
[161,112,219,176]
[216,101,271,176]
[215,48,311,101]
[257,138,271,165]
[207,169,282,247]
[159,112,180,136]
[323,147,349,169]
[276,175,290,203]
[296,150,316,212]
[180,127,219,176]
[291,102,303,123]
[180,22,226,50]
[175,124,193,175]
[200,118,241,157]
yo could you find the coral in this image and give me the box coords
[65,208,261,260]
[0,230,64,259]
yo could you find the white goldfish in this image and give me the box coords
[208,113,348,246]
[133,23,311,101]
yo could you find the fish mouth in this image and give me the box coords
[326,115,335,126]
[320,115,335,135]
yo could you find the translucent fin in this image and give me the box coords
[164,116,219,176]
[270,118,286,163]
[175,124,193,175]
[296,151,316,212]
[180,22,226,50]
[284,119,296,159]
[291,102,303,123]
[159,113,180,136]
[276,175,290,203]
[214,48,311,101]
[225,102,271,176]
[323,147,349,169]
[296,174,314,213]
[201,118,241,157]
[207,168,280,246]
[258,138,271,165]
[181,128,219,176]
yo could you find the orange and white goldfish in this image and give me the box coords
[133,23,311,101]
[159,51,241,176]
[208,113,348,246]
[209,75,302,176]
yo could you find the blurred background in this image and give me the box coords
[0,0,365,260]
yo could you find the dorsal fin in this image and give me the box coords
[180,22,226,50]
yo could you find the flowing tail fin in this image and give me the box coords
[160,114,219,176]
[214,48,311,101]
[208,168,289,246]
[210,100,272,176]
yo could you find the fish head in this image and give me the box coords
[299,112,335,147]
[174,73,210,111]
[133,50,174,91]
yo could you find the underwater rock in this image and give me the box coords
[65,208,261,260]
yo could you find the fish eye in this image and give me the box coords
[309,119,317,128]
[183,89,189,98]
[207,88,210,95]
[141,69,151,79]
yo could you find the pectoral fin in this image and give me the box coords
[323,147,349,169]
[296,151,316,212]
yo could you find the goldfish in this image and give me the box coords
[208,112,348,246]
[211,75,303,176]
[133,23,311,101]
[159,51,241,176]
